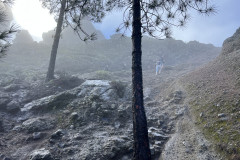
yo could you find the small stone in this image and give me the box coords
[70,112,78,121]
[33,132,42,140]
[91,102,98,109]
[12,125,21,131]
[51,129,64,139]
[199,143,208,153]
[185,148,191,154]
[0,154,5,159]
[70,125,74,129]
[110,104,116,109]
[58,143,66,148]
[63,110,70,115]
[154,141,162,145]
[150,146,155,155]
[73,133,83,140]
[114,121,121,129]
[218,113,226,118]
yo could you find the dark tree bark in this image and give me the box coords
[132,0,151,159]
[45,0,66,82]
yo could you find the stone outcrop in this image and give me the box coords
[222,27,240,55]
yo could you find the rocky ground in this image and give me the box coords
[0,62,222,160]
[180,28,240,160]
[4,27,240,160]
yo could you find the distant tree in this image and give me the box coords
[0,0,17,57]
[105,0,215,159]
[40,0,105,81]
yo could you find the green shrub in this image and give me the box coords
[110,81,126,98]
[94,70,113,80]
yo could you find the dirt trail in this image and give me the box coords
[143,67,220,160]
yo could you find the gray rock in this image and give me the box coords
[199,143,208,153]
[51,129,64,139]
[6,100,20,113]
[217,113,226,118]
[70,112,78,121]
[12,125,21,131]
[63,110,70,115]
[114,121,121,129]
[3,84,21,92]
[33,132,43,140]
[30,148,53,160]
[21,91,77,112]
[0,92,10,109]
[81,80,110,87]
[22,117,55,133]
[73,133,83,140]
[148,127,169,141]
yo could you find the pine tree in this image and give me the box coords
[0,0,17,57]
[41,0,105,81]
[105,0,215,159]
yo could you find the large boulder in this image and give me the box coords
[30,148,53,160]
[21,80,127,113]
[79,80,118,101]
[21,89,79,112]
[21,117,56,133]
[70,135,132,160]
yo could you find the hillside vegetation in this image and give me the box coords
[181,28,240,160]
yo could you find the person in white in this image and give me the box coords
[156,57,164,75]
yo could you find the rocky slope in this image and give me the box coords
[180,28,240,160]
[0,72,174,160]
[1,20,233,160]
[0,60,225,160]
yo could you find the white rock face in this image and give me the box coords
[30,148,52,160]
[81,80,111,87]
[21,95,54,112]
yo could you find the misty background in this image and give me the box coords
[12,0,240,47]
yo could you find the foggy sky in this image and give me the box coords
[12,0,240,47]
[94,0,240,47]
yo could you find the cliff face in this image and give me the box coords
[222,27,240,55]
[41,19,105,47]
[13,30,34,44]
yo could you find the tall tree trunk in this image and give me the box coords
[46,0,66,82]
[132,0,151,160]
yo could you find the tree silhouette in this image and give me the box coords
[41,0,105,81]
[0,0,17,57]
[105,0,215,159]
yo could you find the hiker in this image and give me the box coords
[156,57,164,75]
